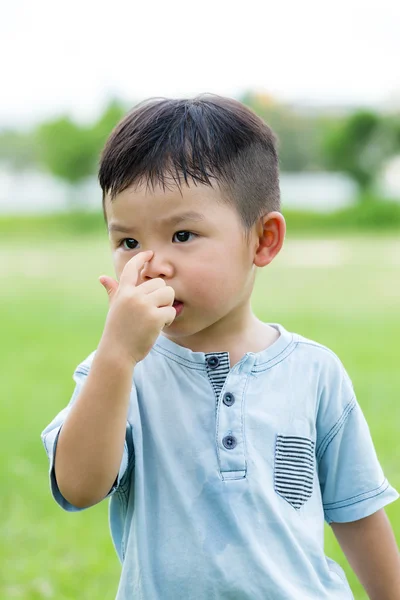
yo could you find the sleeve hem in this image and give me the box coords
[324,480,400,523]
[104,441,129,499]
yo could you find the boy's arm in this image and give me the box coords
[54,342,136,509]
[331,508,400,599]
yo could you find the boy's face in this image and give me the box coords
[105,180,283,343]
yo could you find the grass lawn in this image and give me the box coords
[1,232,399,599]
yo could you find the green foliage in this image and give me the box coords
[0,210,107,239]
[91,99,127,152]
[284,196,400,234]
[242,94,400,196]
[35,117,97,183]
[0,99,129,180]
[322,110,400,193]
[34,99,128,184]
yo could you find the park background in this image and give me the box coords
[1,0,399,598]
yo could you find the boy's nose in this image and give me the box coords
[139,254,173,282]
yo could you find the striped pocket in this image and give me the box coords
[274,435,315,510]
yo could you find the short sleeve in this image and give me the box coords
[41,351,134,512]
[316,352,399,524]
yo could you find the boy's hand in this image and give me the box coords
[98,250,177,365]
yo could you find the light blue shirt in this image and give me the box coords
[41,323,399,599]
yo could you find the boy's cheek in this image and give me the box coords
[112,256,125,281]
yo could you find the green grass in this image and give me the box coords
[1,232,399,599]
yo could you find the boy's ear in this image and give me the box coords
[253,212,286,268]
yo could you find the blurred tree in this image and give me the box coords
[322,110,400,195]
[35,99,128,182]
[35,116,99,208]
[382,112,400,151]
[91,98,127,152]
[35,116,96,183]
[34,100,129,207]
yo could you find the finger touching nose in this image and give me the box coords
[140,254,171,280]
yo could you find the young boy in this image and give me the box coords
[41,95,400,599]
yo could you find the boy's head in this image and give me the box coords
[99,94,281,245]
[98,94,285,342]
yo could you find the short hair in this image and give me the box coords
[98,94,281,243]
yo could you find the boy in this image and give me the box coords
[41,95,400,599]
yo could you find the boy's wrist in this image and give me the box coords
[97,335,138,370]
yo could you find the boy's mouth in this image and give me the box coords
[173,300,184,316]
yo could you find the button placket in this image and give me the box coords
[204,352,250,480]
[217,373,247,480]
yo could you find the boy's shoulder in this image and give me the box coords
[293,329,348,367]
[290,329,354,390]
[291,330,356,414]
[293,328,338,354]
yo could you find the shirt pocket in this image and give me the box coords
[274,434,315,510]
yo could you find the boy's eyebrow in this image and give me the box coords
[108,210,206,234]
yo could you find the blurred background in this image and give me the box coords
[1,0,399,598]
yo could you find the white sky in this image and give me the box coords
[1,0,400,129]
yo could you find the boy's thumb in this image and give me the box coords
[99,276,118,300]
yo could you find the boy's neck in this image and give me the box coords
[162,313,280,368]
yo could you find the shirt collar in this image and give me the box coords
[153,323,295,371]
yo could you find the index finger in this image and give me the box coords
[120,250,154,287]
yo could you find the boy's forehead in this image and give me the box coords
[105,180,229,225]
[108,209,209,235]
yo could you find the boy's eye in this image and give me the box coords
[120,238,138,250]
[173,231,196,243]
[119,231,197,251]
